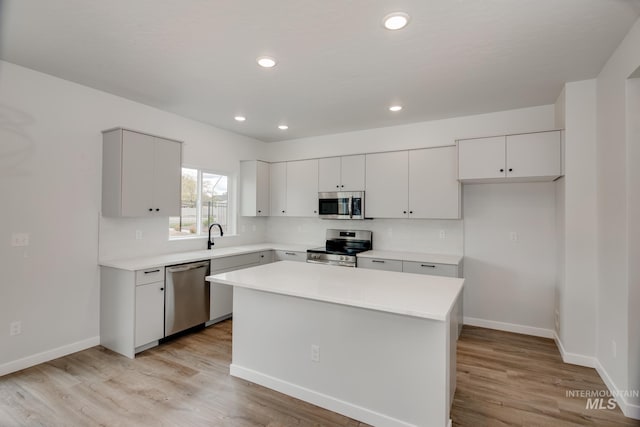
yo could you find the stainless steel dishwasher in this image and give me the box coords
[165,260,210,336]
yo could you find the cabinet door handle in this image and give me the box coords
[409,211,413,214]
[155,208,160,212]
[420,264,436,268]
[282,210,285,213]
[500,168,504,172]
[372,260,385,263]
[285,252,296,256]
[160,287,164,291]
[144,269,161,274]
[403,210,407,214]
[341,185,344,188]
[148,208,153,212]
[336,185,339,188]
[258,210,261,213]
[508,168,513,172]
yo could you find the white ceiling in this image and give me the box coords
[1,1,639,142]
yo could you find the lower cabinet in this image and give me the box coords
[208,251,271,324]
[274,250,307,262]
[134,281,165,348]
[358,257,460,277]
[100,266,166,359]
[357,257,403,272]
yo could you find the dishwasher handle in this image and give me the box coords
[166,261,210,273]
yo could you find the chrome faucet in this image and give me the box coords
[207,223,224,249]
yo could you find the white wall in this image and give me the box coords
[596,16,640,413]
[0,60,266,370]
[556,80,598,360]
[266,105,555,161]
[462,183,557,334]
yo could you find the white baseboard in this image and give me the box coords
[552,332,596,367]
[595,360,640,420]
[230,364,422,427]
[463,317,555,339]
[0,336,100,377]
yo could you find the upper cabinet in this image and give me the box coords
[365,151,409,218]
[269,160,318,217]
[318,155,365,192]
[270,162,287,217]
[102,128,182,217]
[240,160,270,216]
[365,147,461,219]
[286,159,319,217]
[457,130,562,183]
[409,147,460,219]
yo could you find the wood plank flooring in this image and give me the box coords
[0,321,637,426]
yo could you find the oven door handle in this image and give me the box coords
[306,259,355,268]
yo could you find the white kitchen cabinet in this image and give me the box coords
[259,250,274,264]
[365,151,409,218]
[270,162,287,216]
[274,250,307,262]
[506,131,562,179]
[318,155,365,192]
[134,281,165,348]
[102,128,182,217]
[286,159,319,217]
[408,147,460,219]
[402,261,459,278]
[209,253,262,323]
[357,257,403,272]
[240,160,270,216]
[100,266,166,358]
[365,148,459,219]
[457,130,562,182]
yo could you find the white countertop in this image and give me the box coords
[99,243,312,271]
[207,261,464,321]
[357,250,463,265]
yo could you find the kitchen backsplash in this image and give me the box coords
[265,217,464,254]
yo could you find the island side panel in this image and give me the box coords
[230,287,451,427]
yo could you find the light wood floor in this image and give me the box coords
[0,321,637,426]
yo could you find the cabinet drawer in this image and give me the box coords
[135,267,165,285]
[402,261,458,277]
[211,252,262,271]
[274,250,307,262]
[357,258,403,272]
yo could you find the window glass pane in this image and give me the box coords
[201,172,228,234]
[169,168,198,237]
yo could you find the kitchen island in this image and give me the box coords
[207,261,463,427]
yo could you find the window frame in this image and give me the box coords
[169,166,235,239]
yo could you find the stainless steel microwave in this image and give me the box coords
[318,191,365,219]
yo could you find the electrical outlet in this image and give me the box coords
[311,344,320,362]
[439,230,446,239]
[135,230,143,240]
[510,232,518,241]
[9,321,21,336]
[11,233,30,247]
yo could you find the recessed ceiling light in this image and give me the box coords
[389,105,403,112]
[234,116,246,122]
[383,12,410,30]
[257,56,277,68]
[278,125,289,130]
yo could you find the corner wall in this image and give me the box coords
[596,16,640,415]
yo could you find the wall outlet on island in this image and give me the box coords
[439,230,446,239]
[135,230,143,240]
[311,344,320,362]
[9,321,21,336]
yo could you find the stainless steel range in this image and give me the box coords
[306,229,372,267]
